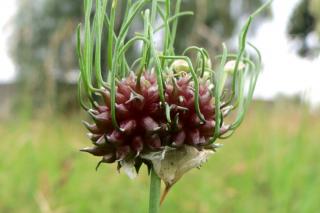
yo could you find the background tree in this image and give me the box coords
[310,0,320,36]
[288,0,320,57]
[11,0,83,114]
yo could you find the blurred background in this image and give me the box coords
[0,0,320,212]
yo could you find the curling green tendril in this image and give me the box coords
[77,0,272,141]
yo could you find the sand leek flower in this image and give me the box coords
[76,0,272,212]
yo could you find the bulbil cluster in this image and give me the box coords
[81,72,228,170]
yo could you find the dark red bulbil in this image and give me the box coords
[81,72,217,168]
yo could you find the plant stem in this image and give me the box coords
[149,168,161,213]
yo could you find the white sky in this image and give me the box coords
[252,0,320,106]
[0,1,16,83]
[0,0,319,105]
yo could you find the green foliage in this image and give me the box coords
[288,0,314,37]
[310,0,320,35]
[288,0,316,56]
[1,103,320,212]
[288,0,320,57]
[12,0,82,73]
[10,0,83,113]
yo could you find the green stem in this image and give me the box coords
[149,168,161,213]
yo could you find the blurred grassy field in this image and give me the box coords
[0,102,320,213]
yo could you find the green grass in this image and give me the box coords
[1,103,320,213]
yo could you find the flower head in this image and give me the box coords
[77,0,264,184]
